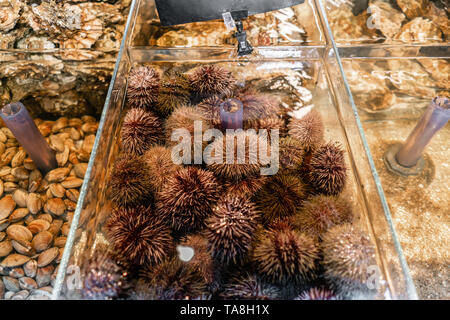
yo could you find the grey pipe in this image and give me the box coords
[1,102,57,174]
[396,97,450,168]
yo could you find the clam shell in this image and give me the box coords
[31,231,53,252]
[6,224,32,244]
[0,254,31,268]
[37,247,59,267]
[27,219,50,234]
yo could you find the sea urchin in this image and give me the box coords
[221,274,280,300]
[254,173,306,225]
[205,195,260,264]
[106,206,174,266]
[120,108,162,156]
[321,224,376,296]
[189,65,235,99]
[287,108,324,151]
[253,227,319,284]
[109,155,153,207]
[82,245,128,300]
[156,72,191,117]
[156,166,220,233]
[127,66,160,108]
[293,195,353,239]
[307,142,347,196]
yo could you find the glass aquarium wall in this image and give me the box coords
[337,46,449,299]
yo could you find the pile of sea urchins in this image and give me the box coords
[82,65,377,300]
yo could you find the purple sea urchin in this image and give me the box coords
[189,65,235,99]
[140,258,208,300]
[221,274,280,300]
[293,195,353,239]
[254,173,306,224]
[82,245,128,300]
[205,195,260,264]
[127,66,160,108]
[308,142,347,196]
[156,72,191,117]
[144,146,180,192]
[120,108,162,156]
[287,108,324,151]
[106,206,174,266]
[156,167,220,232]
[295,287,337,300]
[109,155,153,207]
[206,131,261,182]
[321,224,376,295]
[253,228,319,284]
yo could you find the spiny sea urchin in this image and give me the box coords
[120,108,162,156]
[156,72,191,117]
[179,235,214,285]
[294,287,337,300]
[308,142,347,196]
[144,145,180,192]
[156,166,220,233]
[221,274,280,300]
[140,258,208,300]
[165,105,210,146]
[253,227,319,284]
[206,130,261,182]
[106,206,174,266]
[321,224,376,296]
[287,108,324,151]
[224,175,267,197]
[253,173,306,225]
[279,136,305,170]
[82,245,129,300]
[127,66,160,108]
[205,194,260,264]
[189,65,235,99]
[293,195,353,240]
[109,155,153,207]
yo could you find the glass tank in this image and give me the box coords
[337,45,449,299]
[323,0,449,45]
[52,0,417,300]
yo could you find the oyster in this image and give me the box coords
[367,0,405,39]
[395,17,443,43]
[0,0,22,32]
[396,0,429,20]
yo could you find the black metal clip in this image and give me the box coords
[230,10,253,56]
